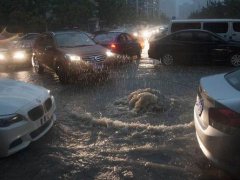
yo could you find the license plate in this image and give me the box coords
[196,96,204,116]
[93,63,104,70]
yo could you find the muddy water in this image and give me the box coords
[0,52,236,179]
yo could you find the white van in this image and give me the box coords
[168,19,240,41]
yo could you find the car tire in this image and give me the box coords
[230,53,240,67]
[161,53,174,66]
[56,64,69,84]
[33,57,44,74]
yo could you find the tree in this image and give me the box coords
[190,0,240,19]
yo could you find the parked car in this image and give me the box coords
[168,19,240,41]
[148,29,240,66]
[32,31,114,83]
[93,32,142,59]
[0,79,56,157]
[194,69,240,175]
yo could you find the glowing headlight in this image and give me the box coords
[0,53,6,61]
[106,50,115,57]
[133,32,138,37]
[13,51,26,60]
[0,114,24,127]
[142,31,151,38]
[65,54,81,61]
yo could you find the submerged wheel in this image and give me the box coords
[161,54,174,66]
[230,53,240,67]
[33,57,44,74]
[56,64,69,84]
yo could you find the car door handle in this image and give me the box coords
[232,34,237,36]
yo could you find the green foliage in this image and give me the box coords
[190,0,240,19]
[0,0,96,32]
[0,0,169,32]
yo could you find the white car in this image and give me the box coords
[0,79,56,157]
[194,69,240,175]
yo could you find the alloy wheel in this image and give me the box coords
[230,54,240,67]
[161,54,174,66]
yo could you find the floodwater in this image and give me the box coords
[0,44,236,180]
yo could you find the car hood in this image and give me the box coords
[0,79,48,115]
[60,44,107,56]
[200,73,240,100]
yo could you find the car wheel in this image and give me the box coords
[33,57,44,74]
[161,54,174,66]
[230,53,240,67]
[56,64,69,84]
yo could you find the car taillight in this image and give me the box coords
[110,44,116,49]
[209,108,240,128]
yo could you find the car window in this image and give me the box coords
[195,32,212,42]
[233,22,240,32]
[225,70,240,91]
[44,36,54,47]
[55,33,96,47]
[125,34,134,42]
[203,22,228,33]
[172,32,193,41]
[171,23,201,33]
[118,34,127,43]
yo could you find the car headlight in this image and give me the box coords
[133,32,138,37]
[0,53,6,61]
[106,50,115,57]
[0,114,24,127]
[13,51,26,60]
[65,54,81,61]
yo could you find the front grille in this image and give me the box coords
[28,105,44,121]
[44,98,52,112]
[82,55,106,62]
[30,120,52,139]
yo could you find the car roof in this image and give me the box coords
[171,19,240,23]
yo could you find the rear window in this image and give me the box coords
[225,70,240,91]
[203,22,228,33]
[233,22,240,32]
[171,23,201,33]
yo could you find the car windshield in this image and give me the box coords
[225,69,240,91]
[94,33,118,43]
[55,33,95,47]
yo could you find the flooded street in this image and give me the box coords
[0,48,236,179]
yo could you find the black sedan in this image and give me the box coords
[148,29,240,66]
[93,32,142,60]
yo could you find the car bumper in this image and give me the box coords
[0,96,56,157]
[194,106,240,174]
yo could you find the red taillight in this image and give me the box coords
[209,108,240,127]
[110,44,116,49]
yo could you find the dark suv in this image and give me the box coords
[32,31,114,83]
